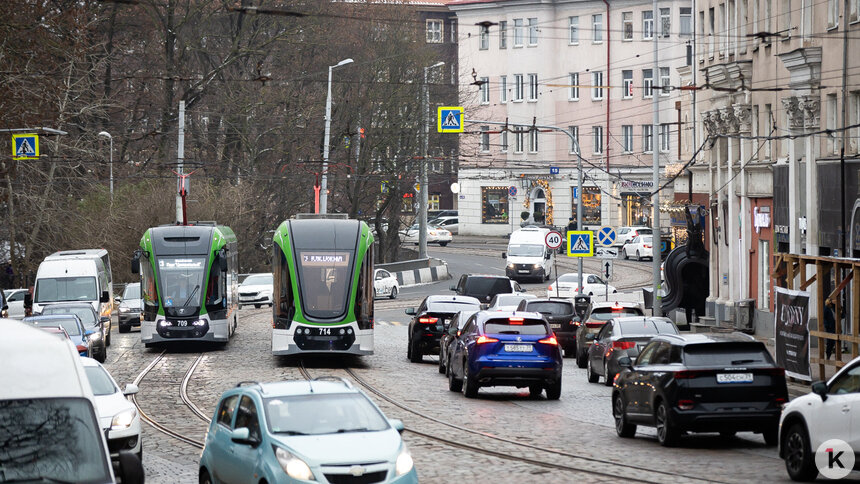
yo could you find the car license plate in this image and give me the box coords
[716,373,754,384]
[550,324,561,329]
[504,344,532,352]
[518,270,529,273]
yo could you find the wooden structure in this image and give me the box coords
[775,254,860,380]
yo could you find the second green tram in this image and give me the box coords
[133,224,239,345]
[271,218,375,356]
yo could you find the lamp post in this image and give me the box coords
[97,131,113,202]
[319,58,354,214]
[419,61,445,259]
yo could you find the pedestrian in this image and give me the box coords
[823,299,836,359]
[567,217,577,233]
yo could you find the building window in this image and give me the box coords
[592,126,604,154]
[591,71,604,100]
[569,16,579,43]
[480,77,490,104]
[660,8,671,37]
[765,103,773,158]
[660,67,670,95]
[622,12,633,40]
[515,131,524,153]
[568,73,579,100]
[643,125,653,153]
[643,69,654,98]
[479,25,489,49]
[660,123,671,152]
[765,0,773,33]
[851,0,859,23]
[569,125,580,154]
[514,74,524,101]
[402,193,414,213]
[514,18,524,46]
[643,10,654,39]
[709,7,715,56]
[528,17,538,45]
[501,130,509,152]
[622,70,633,99]
[528,73,538,101]
[852,92,860,153]
[480,126,490,152]
[827,94,839,154]
[500,76,507,103]
[720,3,727,53]
[426,19,443,43]
[593,14,603,42]
[429,194,440,211]
[529,129,539,153]
[752,105,760,159]
[622,125,633,152]
[572,186,602,225]
[481,187,509,224]
[499,20,507,48]
[828,0,839,28]
[450,20,457,43]
[680,7,692,36]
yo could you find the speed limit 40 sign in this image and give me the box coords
[545,231,563,249]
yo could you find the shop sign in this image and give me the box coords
[753,207,771,233]
[618,180,654,190]
[774,225,790,234]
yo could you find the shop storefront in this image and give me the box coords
[572,186,602,226]
[481,186,509,224]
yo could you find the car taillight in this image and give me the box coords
[677,399,695,410]
[585,322,603,328]
[574,287,579,292]
[76,344,88,352]
[418,317,438,324]
[774,397,787,405]
[476,335,498,344]
[547,285,553,292]
[643,245,651,249]
[612,341,635,350]
[538,335,558,345]
[673,370,704,379]
[509,317,524,325]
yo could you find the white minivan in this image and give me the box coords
[502,227,556,282]
[0,319,143,483]
[33,249,114,326]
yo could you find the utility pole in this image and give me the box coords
[176,100,185,224]
[652,0,663,317]
[420,62,445,259]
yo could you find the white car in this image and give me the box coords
[428,216,459,235]
[779,356,860,481]
[3,288,28,319]
[239,273,273,308]
[621,235,654,261]
[546,272,617,297]
[401,224,453,247]
[374,268,399,299]
[486,293,536,311]
[615,226,652,247]
[81,357,142,460]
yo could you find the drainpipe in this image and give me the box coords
[603,0,611,172]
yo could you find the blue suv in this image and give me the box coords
[199,378,418,484]
[447,311,563,399]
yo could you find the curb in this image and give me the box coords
[395,261,451,287]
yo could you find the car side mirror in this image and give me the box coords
[100,316,110,324]
[449,285,457,291]
[389,419,405,434]
[448,326,458,336]
[123,383,139,396]
[811,381,828,401]
[230,427,259,445]
[100,291,110,303]
[501,252,507,259]
[115,296,123,304]
[618,356,633,369]
[118,450,144,484]
[85,330,95,337]
[405,308,416,315]
[544,252,551,260]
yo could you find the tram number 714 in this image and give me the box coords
[319,327,331,336]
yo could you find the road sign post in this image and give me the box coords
[602,260,614,301]
[545,231,563,296]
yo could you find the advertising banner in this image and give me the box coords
[773,287,812,381]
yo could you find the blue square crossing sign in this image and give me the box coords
[566,230,594,257]
[437,106,464,133]
[12,134,39,160]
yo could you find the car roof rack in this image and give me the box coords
[235,381,260,388]
[312,376,354,389]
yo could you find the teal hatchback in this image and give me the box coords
[199,378,418,484]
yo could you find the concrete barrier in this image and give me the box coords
[378,258,450,287]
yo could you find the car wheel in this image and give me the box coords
[439,242,449,247]
[254,304,261,309]
[636,250,641,261]
[406,337,412,359]
[390,286,398,299]
[623,249,629,260]
[119,323,130,334]
[763,426,779,446]
[576,351,588,369]
[563,345,576,358]
[587,359,600,383]
[655,400,680,447]
[463,365,479,398]
[96,349,106,363]
[199,468,212,484]
[438,352,446,374]
[719,430,736,439]
[613,394,636,438]
[783,423,818,481]
[448,364,463,392]
[529,384,543,398]
[409,337,422,363]
[106,328,112,346]
[603,361,614,386]
[545,379,561,400]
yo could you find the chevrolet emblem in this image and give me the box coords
[348,465,366,477]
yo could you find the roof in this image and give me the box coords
[24,314,82,322]
[473,310,546,323]
[463,274,509,279]
[592,301,642,309]
[426,295,481,305]
[240,379,360,397]
[654,332,758,346]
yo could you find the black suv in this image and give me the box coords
[450,274,520,305]
[406,295,481,363]
[517,298,577,358]
[612,333,788,447]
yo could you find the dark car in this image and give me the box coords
[517,298,577,358]
[612,333,788,447]
[40,302,108,362]
[406,295,481,363]
[439,309,478,375]
[450,274,517,306]
[575,301,644,368]
[587,316,679,386]
[447,311,563,399]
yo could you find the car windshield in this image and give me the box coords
[484,318,548,335]
[428,301,481,313]
[683,343,775,367]
[296,251,354,319]
[557,273,584,283]
[590,307,643,321]
[242,274,273,286]
[493,295,525,307]
[527,301,573,316]
[84,365,118,396]
[25,317,82,337]
[618,319,677,336]
[40,306,96,329]
[35,276,97,304]
[265,393,389,436]
[122,284,140,299]
[464,277,511,296]
[157,257,207,309]
[0,398,112,483]
[507,244,544,257]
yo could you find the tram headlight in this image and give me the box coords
[274,446,315,481]
[192,319,206,326]
[395,446,414,476]
[158,320,170,328]
[111,409,137,430]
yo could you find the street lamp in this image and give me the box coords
[319,58,354,214]
[97,131,113,202]
[419,61,445,259]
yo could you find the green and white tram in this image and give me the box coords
[132,224,239,345]
[271,217,375,356]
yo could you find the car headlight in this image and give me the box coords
[89,331,102,341]
[119,306,129,313]
[111,409,136,430]
[533,264,541,269]
[395,446,414,476]
[274,446,315,481]
[507,263,515,269]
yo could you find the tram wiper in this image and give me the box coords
[183,284,200,307]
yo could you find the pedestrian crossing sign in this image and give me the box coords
[12,134,39,160]
[567,230,594,257]
[437,106,464,133]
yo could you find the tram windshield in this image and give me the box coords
[296,251,353,319]
[156,256,207,310]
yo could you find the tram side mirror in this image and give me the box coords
[100,291,110,303]
[219,254,228,272]
[131,252,140,274]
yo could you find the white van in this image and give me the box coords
[502,227,555,282]
[33,249,114,322]
[0,319,143,483]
